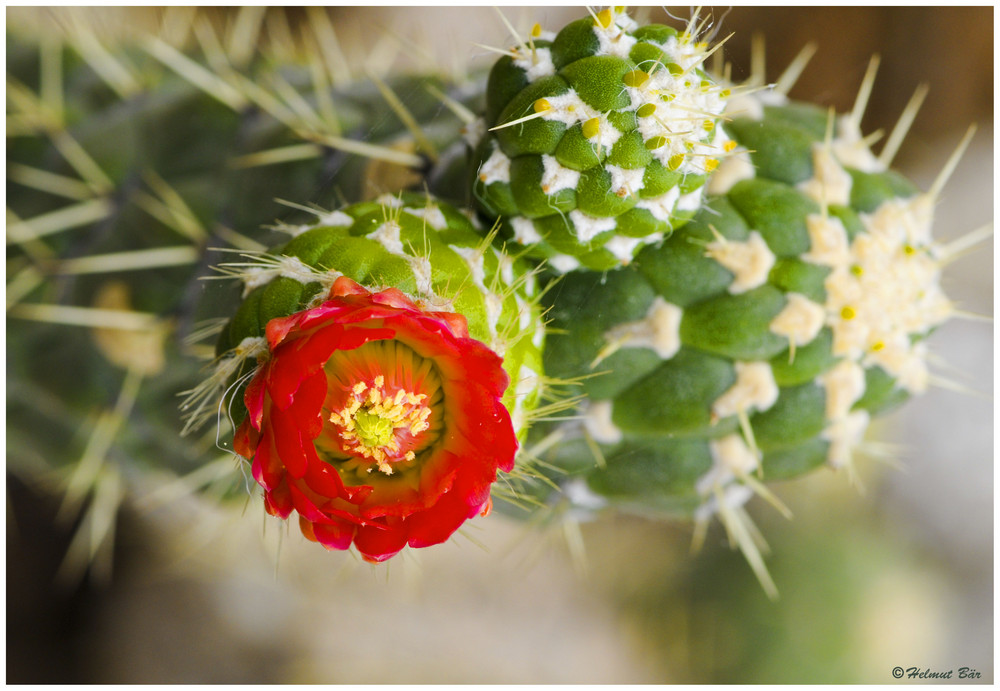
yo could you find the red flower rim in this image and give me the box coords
[234,276,517,562]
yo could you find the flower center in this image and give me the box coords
[320,340,443,478]
[328,374,433,475]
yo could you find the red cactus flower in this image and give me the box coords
[233,276,517,562]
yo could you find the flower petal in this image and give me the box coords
[353,521,408,562]
[308,519,356,551]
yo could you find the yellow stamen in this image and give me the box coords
[330,375,434,475]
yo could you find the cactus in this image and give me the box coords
[534,50,981,595]
[5,7,989,586]
[470,7,731,272]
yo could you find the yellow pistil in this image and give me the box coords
[330,377,432,475]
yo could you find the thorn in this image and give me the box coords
[143,35,246,111]
[749,33,766,87]
[470,41,519,59]
[367,72,440,162]
[6,265,46,311]
[269,70,325,132]
[774,42,817,96]
[878,83,929,168]
[8,303,162,331]
[193,14,232,77]
[938,222,993,264]
[494,7,529,56]
[928,374,990,399]
[264,7,297,63]
[6,198,113,243]
[141,169,207,242]
[226,5,268,69]
[159,6,198,47]
[849,54,881,129]
[305,6,352,88]
[714,486,779,600]
[302,30,341,135]
[54,247,200,275]
[950,309,992,324]
[424,83,477,126]
[228,143,323,169]
[7,163,94,201]
[39,35,64,125]
[488,108,552,132]
[927,124,977,200]
[50,130,115,194]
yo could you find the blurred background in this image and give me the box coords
[6,6,993,684]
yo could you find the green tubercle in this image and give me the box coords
[471,8,733,272]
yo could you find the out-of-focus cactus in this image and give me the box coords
[6,8,481,576]
[470,7,731,271]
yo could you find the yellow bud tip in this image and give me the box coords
[841,306,857,320]
[582,117,601,139]
[871,341,885,352]
[645,136,667,151]
[851,265,864,276]
[623,70,649,88]
[721,88,732,98]
[533,98,551,113]
[636,103,657,118]
[531,23,542,38]
[903,245,916,256]
[596,8,613,28]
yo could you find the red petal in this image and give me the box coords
[233,418,258,458]
[299,515,318,542]
[427,310,469,339]
[288,482,333,524]
[290,369,328,440]
[302,458,347,499]
[330,275,369,299]
[270,406,309,478]
[265,312,303,349]
[310,519,356,551]
[263,481,293,519]
[243,366,268,430]
[354,522,408,562]
[251,429,283,490]
[372,286,418,311]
